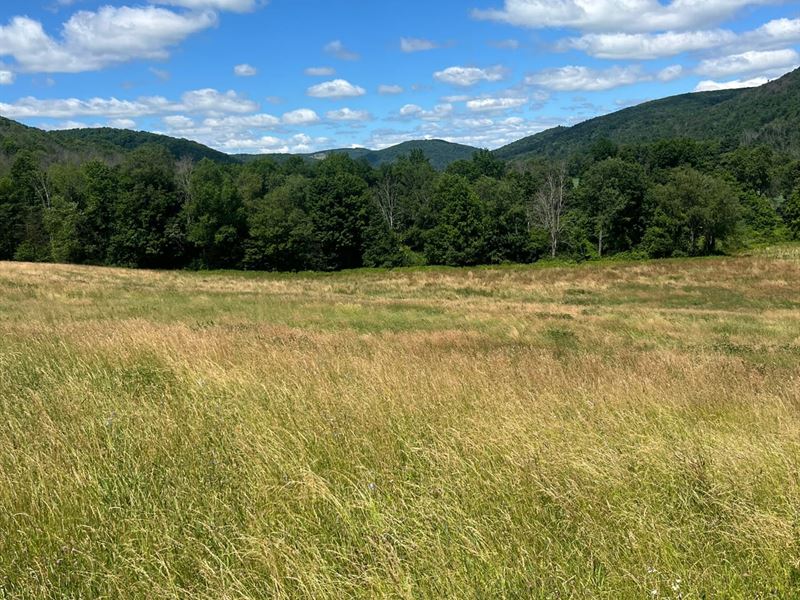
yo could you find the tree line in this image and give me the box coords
[1,138,799,271]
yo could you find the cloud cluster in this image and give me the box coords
[151,0,260,11]
[307,79,366,98]
[400,38,438,53]
[434,65,508,86]
[234,64,258,77]
[473,0,773,34]
[0,88,257,119]
[0,7,217,73]
[525,65,646,91]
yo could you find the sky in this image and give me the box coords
[0,0,799,155]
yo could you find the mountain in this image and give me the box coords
[4,68,800,169]
[0,116,478,169]
[241,139,480,170]
[50,128,236,164]
[0,117,236,164]
[496,67,800,161]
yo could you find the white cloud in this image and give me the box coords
[282,108,320,125]
[305,66,335,76]
[307,79,366,98]
[398,103,453,121]
[566,30,736,59]
[696,48,799,77]
[216,133,330,154]
[327,108,372,121]
[180,88,258,115]
[0,7,216,73]
[525,65,647,91]
[0,69,13,84]
[367,115,559,150]
[472,0,775,34]
[0,88,257,119]
[694,76,769,91]
[433,65,508,86]
[378,84,404,95]
[40,120,92,131]
[466,96,528,112]
[400,37,438,52]
[163,115,195,129]
[150,0,260,11]
[324,40,359,61]
[203,113,280,128]
[747,17,800,48]
[658,64,684,81]
[234,63,257,77]
[109,118,136,129]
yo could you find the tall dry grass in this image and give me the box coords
[1,251,799,598]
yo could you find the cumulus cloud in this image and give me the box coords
[694,76,769,91]
[525,65,647,91]
[0,88,257,119]
[400,37,438,52]
[324,40,359,61]
[0,69,13,84]
[696,48,799,77]
[565,30,736,59]
[378,84,404,95]
[109,118,136,129]
[566,16,800,60]
[472,0,774,34]
[0,7,216,73]
[398,103,454,121]
[282,108,320,125]
[466,96,528,112]
[215,133,330,154]
[307,79,366,98]
[305,66,335,76]
[433,65,508,86]
[367,115,559,150]
[657,64,684,82]
[234,63,257,77]
[326,108,372,121]
[150,0,260,11]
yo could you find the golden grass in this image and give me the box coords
[1,251,800,598]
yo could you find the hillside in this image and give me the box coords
[496,67,800,161]
[243,139,479,170]
[4,68,800,168]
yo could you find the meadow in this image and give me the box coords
[1,249,799,598]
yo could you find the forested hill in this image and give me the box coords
[0,116,477,170]
[239,139,480,171]
[496,67,800,161]
[3,69,800,168]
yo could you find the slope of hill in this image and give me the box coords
[50,128,236,164]
[4,68,800,168]
[496,67,800,161]
[241,139,480,170]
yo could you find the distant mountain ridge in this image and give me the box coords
[238,139,480,170]
[496,67,800,160]
[3,67,800,167]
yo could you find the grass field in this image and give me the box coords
[1,249,800,598]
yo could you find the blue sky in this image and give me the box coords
[0,0,799,154]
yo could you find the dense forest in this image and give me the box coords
[1,135,799,271]
[3,69,800,271]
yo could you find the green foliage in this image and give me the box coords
[424,174,487,266]
[495,67,800,161]
[3,72,800,271]
[783,188,800,239]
